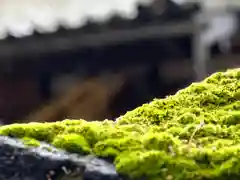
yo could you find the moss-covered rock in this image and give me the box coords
[0,68,239,179]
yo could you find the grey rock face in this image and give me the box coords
[0,136,121,180]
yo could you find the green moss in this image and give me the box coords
[0,68,239,179]
[52,133,91,154]
[22,137,40,147]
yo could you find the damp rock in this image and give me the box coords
[0,136,120,180]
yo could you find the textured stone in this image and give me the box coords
[0,136,121,180]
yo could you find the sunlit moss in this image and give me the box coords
[52,133,91,154]
[22,137,40,147]
[0,68,239,179]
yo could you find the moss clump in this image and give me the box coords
[52,133,91,154]
[0,68,239,180]
[22,137,40,147]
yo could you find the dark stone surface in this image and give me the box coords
[0,136,121,180]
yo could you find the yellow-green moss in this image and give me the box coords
[52,133,91,154]
[22,137,40,147]
[0,68,239,180]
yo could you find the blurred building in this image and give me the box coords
[0,0,239,123]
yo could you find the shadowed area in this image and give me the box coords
[25,73,126,123]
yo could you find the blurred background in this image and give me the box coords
[0,0,239,124]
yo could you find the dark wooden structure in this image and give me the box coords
[0,1,239,124]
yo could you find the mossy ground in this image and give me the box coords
[0,68,239,180]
